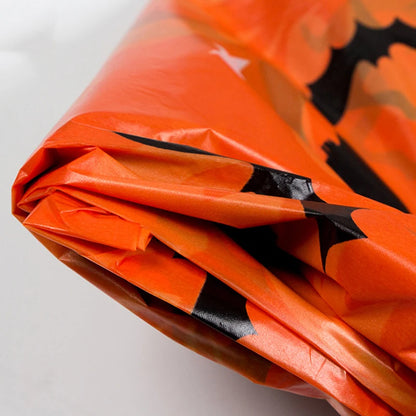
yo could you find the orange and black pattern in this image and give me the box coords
[12,1,416,415]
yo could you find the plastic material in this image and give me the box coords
[12,1,416,414]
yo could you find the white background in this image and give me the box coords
[0,1,338,414]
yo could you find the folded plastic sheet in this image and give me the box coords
[12,1,416,414]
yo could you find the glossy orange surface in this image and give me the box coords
[12,1,416,414]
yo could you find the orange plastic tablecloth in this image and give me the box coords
[12,1,416,414]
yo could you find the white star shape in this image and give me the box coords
[209,44,250,79]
